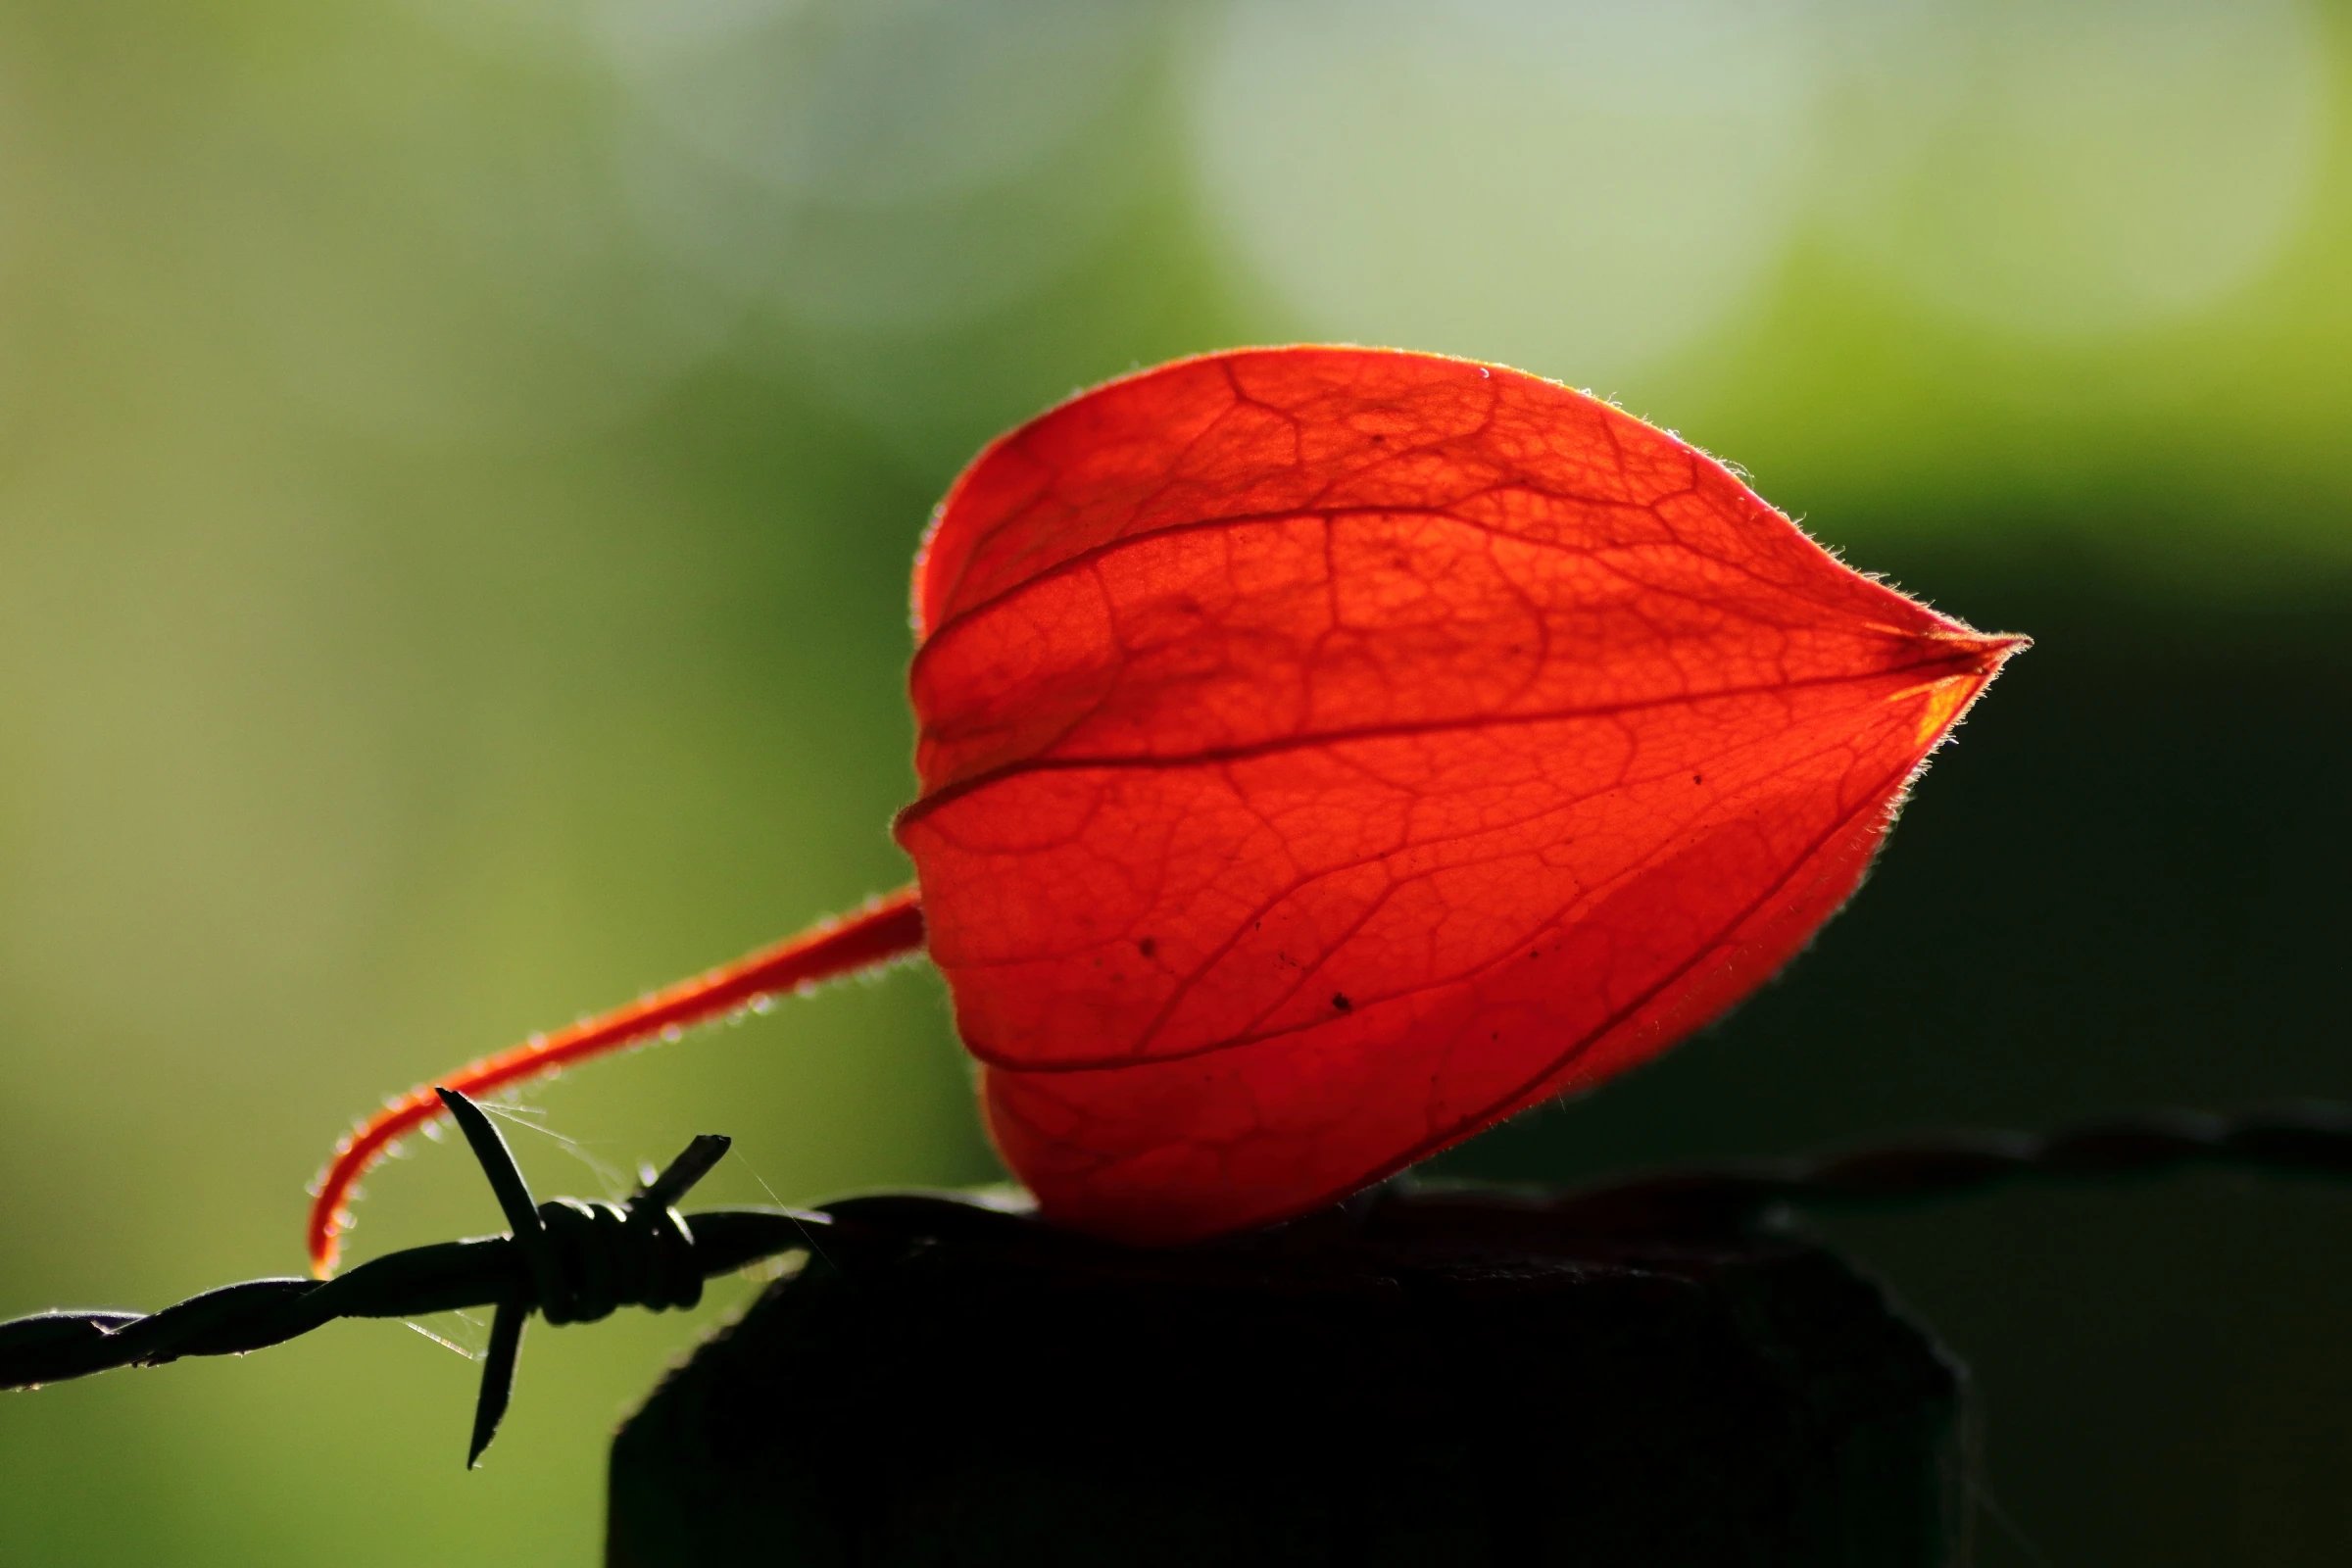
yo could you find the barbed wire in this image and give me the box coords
[0,1088,832,1466]
[1469,1101,2352,1237]
[10,1097,2352,1466]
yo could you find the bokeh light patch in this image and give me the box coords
[1187,0,1822,383]
[607,0,1169,333]
[1818,0,2328,336]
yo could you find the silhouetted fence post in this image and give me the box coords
[608,1186,1968,1567]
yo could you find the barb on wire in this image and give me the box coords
[0,1088,831,1467]
[12,1099,2352,1467]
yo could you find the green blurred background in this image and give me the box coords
[1,0,2348,1561]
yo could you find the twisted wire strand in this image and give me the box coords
[1512,1101,2352,1236]
[10,1100,2352,1463]
[0,1209,828,1390]
[0,1089,832,1465]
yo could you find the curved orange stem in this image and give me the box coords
[306,886,926,1275]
